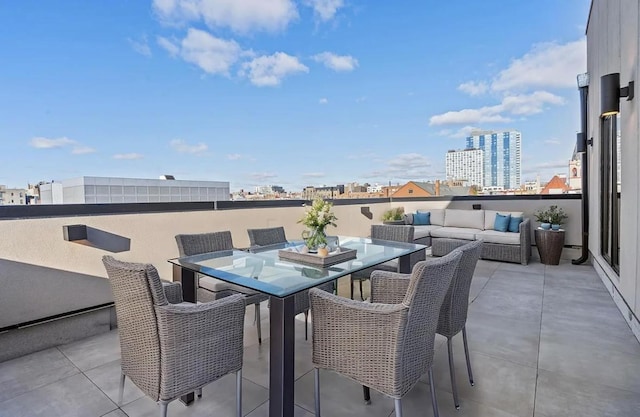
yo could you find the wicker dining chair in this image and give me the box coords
[246,226,335,340]
[437,240,483,409]
[350,225,425,300]
[310,250,463,417]
[102,256,246,417]
[175,231,269,344]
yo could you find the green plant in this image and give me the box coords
[381,207,404,222]
[534,205,568,225]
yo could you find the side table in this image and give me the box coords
[534,228,565,265]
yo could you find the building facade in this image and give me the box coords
[0,186,27,205]
[445,149,484,187]
[38,176,230,204]
[466,130,522,189]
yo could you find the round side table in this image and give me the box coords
[534,228,565,265]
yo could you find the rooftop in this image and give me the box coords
[2,258,639,417]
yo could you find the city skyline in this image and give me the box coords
[1,1,589,191]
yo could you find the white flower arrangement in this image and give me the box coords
[298,198,338,248]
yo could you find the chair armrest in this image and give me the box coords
[162,281,183,304]
[519,218,532,264]
[155,294,246,397]
[370,270,411,304]
[309,288,407,386]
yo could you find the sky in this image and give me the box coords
[0,0,590,192]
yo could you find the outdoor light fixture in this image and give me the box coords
[601,73,634,116]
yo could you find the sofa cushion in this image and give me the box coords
[494,213,511,232]
[413,211,431,225]
[403,213,413,225]
[508,216,523,233]
[484,210,524,230]
[418,209,445,226]
[444,209,484,229]
[430,227,480,241]
[476,230,521,245]
[199,276,261,295]
[414,225,443,240]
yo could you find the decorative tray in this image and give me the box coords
[278,246,357,267]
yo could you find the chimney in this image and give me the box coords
[435,180,440,196]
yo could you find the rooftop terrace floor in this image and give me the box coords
[1,258,640,417]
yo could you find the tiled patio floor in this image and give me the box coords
[2,259,640,417]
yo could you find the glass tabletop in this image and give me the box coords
[169,236,426,298]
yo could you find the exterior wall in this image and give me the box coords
[586,0,640,338]
[445,149,484,187]
[0,187,27,205]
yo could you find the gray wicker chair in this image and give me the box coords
[102,256,245,417]
[246,226,335,340]
[175,231,269,344]
[350,225,425,300]
[310,250,463,417]
[437,240,482,409]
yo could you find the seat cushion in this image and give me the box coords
[419,209,445,226]
[199,276,260,295]
[476,230,521,245]
[444,209,485,229]
[413,225,443,239]
[484,210,524,230]
[430,227,481,241]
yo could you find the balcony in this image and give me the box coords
[1,196,639,416]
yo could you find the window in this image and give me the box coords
[600,114,620,273]
[408,189,413,194]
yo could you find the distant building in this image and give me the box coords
[568,159,582,191]
[302,185,344,200]
[540,175,570,194]
[466,130,522,189]
[0,185,27,205]
[366,184,383,193]
[392,180,472,197]
[445,148,484,188]
[38,176,230,204]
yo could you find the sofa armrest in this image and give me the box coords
[403,213,414,225]
[519,218,532,265]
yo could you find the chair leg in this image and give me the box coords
[394,398,403,417]
[196,388,202,398]
[314,368,321,417]
[363,386,371,405]
[236,370,242,417]
[304,310,309,340]
[447,337,460,409]
[428,367,440,417]
[462,326,474,386]
[255,303,262,344]
[118,373,125,405]
[350,277,355,299]
[159,401,169,417]
[359,279,364,301]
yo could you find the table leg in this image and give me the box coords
[173,265,197,303]
[269,295,296,417]
[398,253,411,273]
[173,265,196,405]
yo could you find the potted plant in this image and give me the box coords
[298,198,338,253]
[381,207,405,225]
[535,205,568,231]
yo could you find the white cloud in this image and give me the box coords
[429,91,564,126]
[29,137,75,149]
[312,52,358,72]
[128,36,152,57]
[248,172,278,181]
[170,139,208,154]
[302,172,325,178]
[179,28,242,75]
[458,81,488,96]
[71,146,96,155]
[492,39,586,91]
[153,0,298,33]
[522,160,568,175]
[442,126,481,139]
[157,36,180,56]
[319,97,328,104]
[544,139,561,145]
[355,96,366,103]
[368,153,434,180]
[241,52,308,86]
[113,153,144,160]
[304,0,344,21]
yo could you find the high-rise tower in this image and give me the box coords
[466,130,521,189]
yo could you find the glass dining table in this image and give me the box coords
[169,236,427,417]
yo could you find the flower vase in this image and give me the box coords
[303,228,327,252]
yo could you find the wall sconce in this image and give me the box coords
[576,132,592,153]
[601,73,634,116]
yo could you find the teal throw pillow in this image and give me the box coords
[508,216,523,233]
[413,211,431,225]
[494,213,511,232]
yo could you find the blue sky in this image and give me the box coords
[0,0,590,192]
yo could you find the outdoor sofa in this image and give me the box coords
[403,208,531,265]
